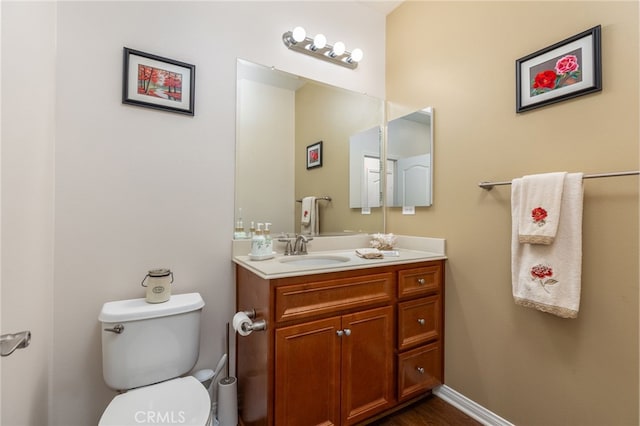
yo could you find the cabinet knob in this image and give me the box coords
[417,318,425,326]
[416,367,425,374]
[336,330,344,337]
[343,328,352,336]
[417,278,425,285]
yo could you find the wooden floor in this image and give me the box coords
[369,395,483,426]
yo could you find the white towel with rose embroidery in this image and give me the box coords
[300,196,318,235]
[518,172,567,245]
[511,173,584,318]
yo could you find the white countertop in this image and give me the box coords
[232,235,446,279]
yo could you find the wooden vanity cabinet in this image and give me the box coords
[236,259,444,426]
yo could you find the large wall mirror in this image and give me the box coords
[236,59,385,237]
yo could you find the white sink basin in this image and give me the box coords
[279,255,351,266]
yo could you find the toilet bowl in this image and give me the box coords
[99,376,211,426]
[98,293,211,426]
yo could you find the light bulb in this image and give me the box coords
[331,41,345,57]
[312,34,327,50]
[349,48,364,63]
[292,26,306,43]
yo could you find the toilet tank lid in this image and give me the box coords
[99,292,205,323]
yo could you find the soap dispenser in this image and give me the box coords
[234,209,246,239]
[234,219,246,239]
[264,223,273,255]
[251,223,265,257]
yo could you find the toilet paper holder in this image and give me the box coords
[237,309,267,334]
[243,318,267,333]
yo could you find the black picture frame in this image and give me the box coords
[122,47,195,116]
[516,25,601,113]
[306,141,323,169]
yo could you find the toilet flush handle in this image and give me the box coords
[104,324,125,334]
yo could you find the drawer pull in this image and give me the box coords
[336,330,344,337]
[417,318,425,326]
[416,367,425,374]
[417,278,425,285]
[343,328,352,336]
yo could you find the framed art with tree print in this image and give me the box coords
[306,141,323,169]
[516,25,601,113]
[122,47,195,116]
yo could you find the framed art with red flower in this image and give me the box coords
[306,141,323,169]
[122,47,195,116]
[516,25,601,113]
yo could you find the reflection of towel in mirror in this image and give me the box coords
[301,197,318,235]
[511,173,584,318]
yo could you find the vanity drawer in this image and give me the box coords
[398,264,442,299]
[275,272,394,323]
[397,296,440,351]
[397,342,442,401]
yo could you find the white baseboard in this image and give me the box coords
[433,385,514,426]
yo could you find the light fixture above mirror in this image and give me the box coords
[282,26,364,69]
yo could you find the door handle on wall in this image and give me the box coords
[0,330,31,357]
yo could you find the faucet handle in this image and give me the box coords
[298,236,313,254]
[278,238,294,255]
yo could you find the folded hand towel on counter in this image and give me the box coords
[517,172,567,245]
[511,173,584,318]
[356,248,384,259]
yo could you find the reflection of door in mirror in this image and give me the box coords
[397,154,430,206]
[364,156,381,208]
[386,108,433,207]
[349,126,382,210]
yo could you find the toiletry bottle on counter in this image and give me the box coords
[251,223,265,256]
[248,221,256,238]
[264,223,273,255]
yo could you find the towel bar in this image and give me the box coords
[479,170,639,190]
[296,196,332,202]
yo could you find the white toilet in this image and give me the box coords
[98,292,212,426]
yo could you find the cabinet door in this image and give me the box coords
[275,317,342,426]
[341,306,394,425]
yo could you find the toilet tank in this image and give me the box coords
[99,292,205,391]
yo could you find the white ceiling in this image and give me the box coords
[359,1,404,16]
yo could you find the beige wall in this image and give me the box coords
[387,2,638,425]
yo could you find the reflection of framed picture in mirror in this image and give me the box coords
[306,141,323,169]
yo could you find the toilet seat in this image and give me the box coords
[99,376,211,426]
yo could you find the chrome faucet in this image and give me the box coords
[293,234,313,255]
